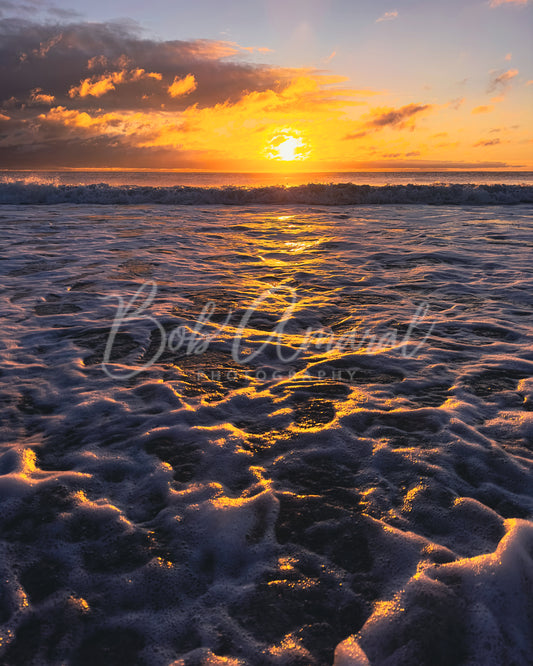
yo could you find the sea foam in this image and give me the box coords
[0,202,532,664]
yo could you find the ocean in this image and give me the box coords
[0,171,532,665]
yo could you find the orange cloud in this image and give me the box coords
[31,34,63,59]
[39,106,135,131]
[235,44,274,54]
[168,74,198,98]
[472,105,494,114]
[474,138,501,146]
[489,0,528,6]
[376,10,399,22]
[145,74,355,148]
[87,55,108,70]
[487,68,519,93]
[69,69,162,98]
[40,73,353,150]
[29,88,55,105]
[180,40,241,60]
[37,107,161,145]
[73,73,371,166]
[74,72,124,98]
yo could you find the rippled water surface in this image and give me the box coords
[1,203,532,665]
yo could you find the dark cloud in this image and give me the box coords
[343,103,432,140]
[330,159,514,169]
[0,18,327,167]
[448,97,464,110]
[343,131,368,140]
[0,18,292,113]
[487,68,518,94]
[0,134,199,169]
[474,138,501,147]
[0,0,82,19]
[46,7,83,19]
[0,0,39,17]
[366,103,432,129]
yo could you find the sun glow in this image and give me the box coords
[265,129,311,162]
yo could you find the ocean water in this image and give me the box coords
[2,170,533,188]
[0,173,533,665]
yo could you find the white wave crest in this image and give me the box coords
[1,182,532,205]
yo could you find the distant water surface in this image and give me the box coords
[1,169,533,187]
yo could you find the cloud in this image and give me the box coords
[168,74,197,98]
[333,158,514,169]
[87,56,108,70]
[68,69,162,98]
[29,87,55,104]
[376,10,398,22]
[1,71,368,166]
[46,6,82,19]
[474,138,501,146]
[435,141,460,149]
[0,19,297,113]
[489,0,528,6]
[38,105,133,131]
[448,97,465,110]
[343,103,432,141]
[0,0,82,19]
[472,105,494,114]
[0,0,35,15]
[365,103,432,129]
[344,131,368,140]
[505,53,512,61]
[0,18,381,168]
[234,43,274,55]
[487,68,519,93]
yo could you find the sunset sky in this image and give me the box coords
[0,0,531,170]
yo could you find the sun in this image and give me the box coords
[275,137,302,161]
[264,129,311,162]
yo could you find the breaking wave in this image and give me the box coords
[1,181,532,205]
